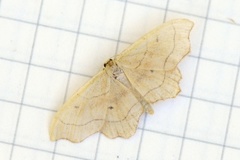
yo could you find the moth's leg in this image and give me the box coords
[142,101,154,115]
[146,105,154,114]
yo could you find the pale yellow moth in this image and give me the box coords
[50,19,194,143]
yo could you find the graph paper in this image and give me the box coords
[0,0,240,160]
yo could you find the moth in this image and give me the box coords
[50,19,194,142]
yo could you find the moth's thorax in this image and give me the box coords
[104,59,123,79]
[104,59,114,67]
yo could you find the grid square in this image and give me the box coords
[222,148,240,160]
[128,0,168,9]
[81,0,125,39]
[15,106,55,151]
[55,155,85,160]
[166,11,206,57]
[11,146,52,160]
[201,20,240,65]
[120,2,165,43]
[144,96,190,136]
[186,99,229,144]
[0,143,11,160]
[178,56,198,96]
[0,60,28,102]
[0,18,36,63]
[226,107,240,148]
[168,0,209,17]
[0,0,42,23]
[139,131,182,160]
[40,0,84,31]
[23,66,69,110]
[0,101,20,143]
[209,0,240,22]
[32,26,76,71]
[72,35,117,76]
[56,135,99,160]
[181,139,222,160]
[193,59,238,104]
[97,131,142,160]
[234,73,240,107]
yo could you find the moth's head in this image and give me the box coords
[104,59,115,68]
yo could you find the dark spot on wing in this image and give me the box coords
[108,106,114,110]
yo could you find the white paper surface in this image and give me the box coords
[0,0,240,160]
